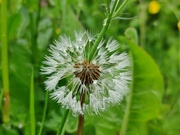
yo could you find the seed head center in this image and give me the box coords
[74,60,100,85]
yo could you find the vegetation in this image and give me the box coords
[0,0,179,135]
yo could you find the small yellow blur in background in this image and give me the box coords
[148,1,161,14]
[55,28,61,35]
[177,21,180,31]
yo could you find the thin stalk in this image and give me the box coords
[88,16,111,61]
[0,87,3,110]
[120,54,134,135]
[56,109,69,135]
[36,0,41,37]
[110,0,119,16]
[88,0,129,61]
[1,0,10,123]
[29,0,41,65]
[29,11,37,64]
[77,114,84,135]
[30,68,36,135]
[119,91,132,135]
[33,0,41,57]
[77,93,86,135]
[106,0,110,14]
[139,0,146,48]
[38,91,49,135]
[112,0,129,18]
[28,0,41,70]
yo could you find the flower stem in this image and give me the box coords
[112,0,129,18]
[88,16,111,61]
[30,68,36,135]
[38,91,49,135]
[77,92,86,135]
[56,109,69,135]
[139,0,147,48]
[77,114,84,135]
[88,0,119,61]
[1,0,10,124]
[88,0,129,62]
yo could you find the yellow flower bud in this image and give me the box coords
[148,1,160,14]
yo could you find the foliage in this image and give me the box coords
[0,0,179,135]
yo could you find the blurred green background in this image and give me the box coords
[0,0,179,135]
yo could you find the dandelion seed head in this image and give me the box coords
[41,31,132,116]
[74,60,100,85]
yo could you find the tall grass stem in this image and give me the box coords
[56,109,69,135]
[120,54,134,135]
[139,0,147,47]
[30,68,36,135]
[1,0,10,123]
[38,91,49,135]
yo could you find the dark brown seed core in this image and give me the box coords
[74,60,100,85]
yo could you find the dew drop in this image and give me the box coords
[73,100,76,103]
[78,39,82,43]
[93,80,98,84]
[18,123,23,129]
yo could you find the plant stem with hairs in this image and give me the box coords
[88,0,129,61]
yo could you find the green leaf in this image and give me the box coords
[83,124,95,135]
[85,36,164,135]
[0,125,19,135]
[120,36,164,135]
[85,104,125,135]
[9,40,32,129]
[124,27,138,45]
[8,13,22,40]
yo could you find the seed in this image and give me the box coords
[74,60,100,85]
